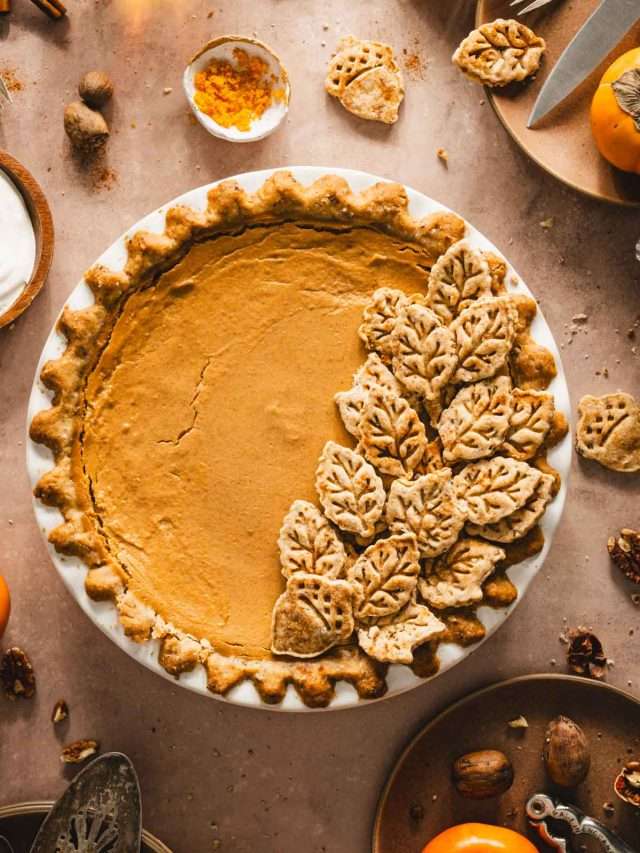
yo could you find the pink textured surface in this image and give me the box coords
[0,2,639,852]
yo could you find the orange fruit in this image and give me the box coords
[591,47,640,174]
[422,823,538,853]
[0,574,10,638]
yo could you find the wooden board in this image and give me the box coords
[0,802,171,853]
[373,675,640,852]
[0,149,54,328]
[476,1,640,206]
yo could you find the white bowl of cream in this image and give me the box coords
[0,168,36,318]
[0,151,54,328]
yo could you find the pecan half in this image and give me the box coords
[0,647,36,699]
[608,528,640,584]
[60,739,99,764]
[566,628,607,679]
[51,698,69,724]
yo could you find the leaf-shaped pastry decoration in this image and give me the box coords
[335,385,369,438]
[453,455,542,525]
[576,392,640,473]
[413,437,445,476]
[358,288,408,360]
[271,574,355,658]
[451,297,517,384]
[357,601,446,664]
[315,441,386,538]
[502,388,554,460]
[452,19,546,87]
[334,354,402,438]
[467,472,554,543]
[426,240,493,324]
[390,303,457,402]
[386,469,464,558]
[348,533,419,625]
[359,387,427,477]
[438,376,513,463]
[278,500,347,579]
[418,538,505,609]
[356,352,403,392]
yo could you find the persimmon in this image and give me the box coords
[591,47,640,174]
[0,574,10,638]
[422,823,538,853]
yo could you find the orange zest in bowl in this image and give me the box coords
[193,48,285,132]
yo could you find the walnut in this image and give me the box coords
[79,70,114,108]
[566,628,607,679]
[614,760,640,808]
[64,101,109,153]
[51,698,69,724]
[608,528,640,584]
[0,647,36,700]
[60,739,99,764]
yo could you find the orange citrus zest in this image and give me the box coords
[193,48,284,132]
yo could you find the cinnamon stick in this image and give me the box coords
[0,0,11,15]
[29,0,67,19]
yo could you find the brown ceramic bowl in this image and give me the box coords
[0,149,54,329]
[373,674,640,852]
[0,801,172,852]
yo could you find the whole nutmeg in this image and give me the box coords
[452,749,514,799]
[543,715,591,787]
[64,102,109,154]
[79,70,114,108]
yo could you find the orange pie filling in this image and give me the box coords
[79,223,436,659]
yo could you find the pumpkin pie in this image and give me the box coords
[30,172,564,707]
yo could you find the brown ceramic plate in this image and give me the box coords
[0,149,54,328]
[476,1,640,206]
[373,674,640,852]
[0,801,172,852]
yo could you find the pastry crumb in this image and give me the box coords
[436,148,448,165]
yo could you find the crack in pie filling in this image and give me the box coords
[30,173,567,707]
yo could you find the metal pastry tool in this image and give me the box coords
[526,792,638,853]
[29,752,142,853]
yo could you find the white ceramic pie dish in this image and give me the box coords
[26,166,571,712]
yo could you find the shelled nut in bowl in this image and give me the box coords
[0,150,54,329]
[183,36,290,142]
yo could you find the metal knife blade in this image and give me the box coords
[29,752,142,853]
[528,0,640,128]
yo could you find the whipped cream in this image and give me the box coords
[0,168,36,317]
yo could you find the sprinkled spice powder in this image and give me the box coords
[193,48,284,132]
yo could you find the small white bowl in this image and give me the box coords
[183,36,290,143]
